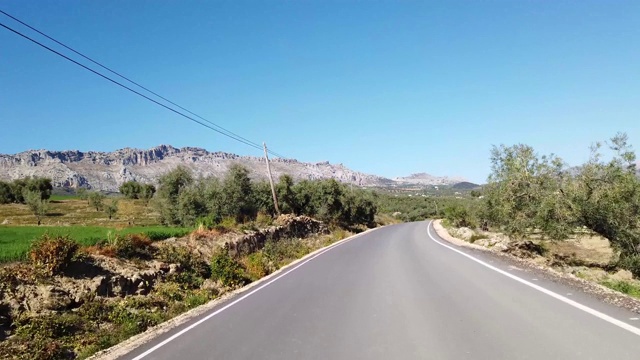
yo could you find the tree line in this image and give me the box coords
[152,165,378,228]
[0,177,53,225]
[448,133,640,276]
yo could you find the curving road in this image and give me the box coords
[120,221,640,360]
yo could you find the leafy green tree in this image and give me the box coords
[119,181,142,199]
[277,174,297,214]
[156,166,194,225]
[316,179,344,223]
[569,133,640,268]
[253,181,276,216]
[24,190,49,225]
[201,178,224,224]
[10,179,28,203]
[222,165,256,222]
[105,199,119,220]
[485,143,571,239]
[76,188,88,201]
[88,192,105,211]
[293,180,318,216]
[0,181,14,204]
[25,177,53,200]
[140,184,156,205]
[177,184,207,226]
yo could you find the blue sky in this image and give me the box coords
[1,1,638,183]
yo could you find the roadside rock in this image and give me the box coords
[450,227,474,241]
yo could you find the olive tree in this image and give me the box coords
[24,190,49,225]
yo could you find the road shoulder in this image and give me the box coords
[431,219,640,315]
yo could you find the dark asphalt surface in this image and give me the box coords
[120,221,640,360]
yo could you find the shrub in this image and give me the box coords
[601,279,640,298]
[157,245,210,279]
[29,234,79,276]
[155,281,184,301]
[243,252,269,280]
[444,204,479,228]
[0,336,73,360]
[108,302,165,335]
[145,229,190,241]
[184,289,214,308]
[77,299,115,324]
[262,238,311,270]
[15,313,84,339]
[255,212,273,228]
[618,255,640,278]
[469,233,488,243]
[114,234,153,259]
[216,217,237,231]
[210,248,246,287]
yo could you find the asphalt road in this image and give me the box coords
[120,221,640,360]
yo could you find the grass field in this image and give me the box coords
[0,225,191,263]
[0,196,193,263]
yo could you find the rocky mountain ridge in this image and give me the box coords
[0,145,464,191]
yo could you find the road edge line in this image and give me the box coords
[426,220,640,337]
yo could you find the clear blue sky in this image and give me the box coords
[1,1,638,183]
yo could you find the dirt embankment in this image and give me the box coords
[432,219,640,314]
[0,215,326,319]
[0,215,328,358]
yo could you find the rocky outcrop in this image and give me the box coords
[0,145,396,191]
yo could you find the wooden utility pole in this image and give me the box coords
[263,142,280,215]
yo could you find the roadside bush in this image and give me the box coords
[144,229,190,241]
[242,252,269,280]
[263,238,311,269]
[109,302,165,335]
[255,212,273,228]
[216,217,237,231]
[0,336,73,360]
[77,299,115,324]
[210,248,246,287]
[114,234,153,259]
[444,204,479,228]
[155,281,184,302]
[600,279,640,298]
[15,313,84,340]
[157,245,210,279]
[184,289,214,308]
[618,255,640,278]
[469,233,488,243]
[29,234,79,276]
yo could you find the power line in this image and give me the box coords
[0,12,286,158]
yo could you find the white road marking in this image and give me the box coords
[130,229,377,360]
[426,220,640,337]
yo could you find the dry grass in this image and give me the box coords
[0,197,158,227]
[544,233,614,266]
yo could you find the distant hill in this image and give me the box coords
[452,181,481,190]
[393,172,466,186]
[0,145,467,192]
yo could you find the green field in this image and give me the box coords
[0,225,191,263]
